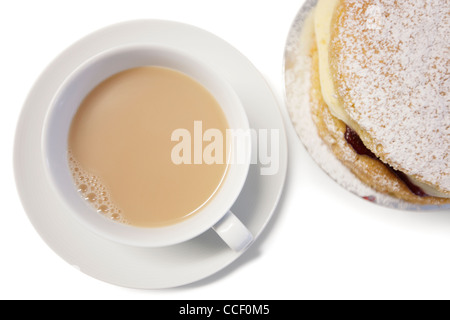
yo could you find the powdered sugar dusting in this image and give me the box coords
[332,0,450,192]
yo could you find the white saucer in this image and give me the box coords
[284,0,450,211]
[14,20,288,289]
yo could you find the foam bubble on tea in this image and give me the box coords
[68,151,127,224]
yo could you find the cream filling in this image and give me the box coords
[314,0,449,199]
[314,0,349,124]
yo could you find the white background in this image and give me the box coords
[2,0,450,300]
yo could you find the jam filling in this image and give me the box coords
[344,126,429,197]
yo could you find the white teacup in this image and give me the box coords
[42,44,253,251]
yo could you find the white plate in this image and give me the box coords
[14,19,288,289]
[283,0,450,211]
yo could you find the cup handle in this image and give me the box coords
[212,211,254,252]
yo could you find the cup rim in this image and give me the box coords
[42,43,251,247]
